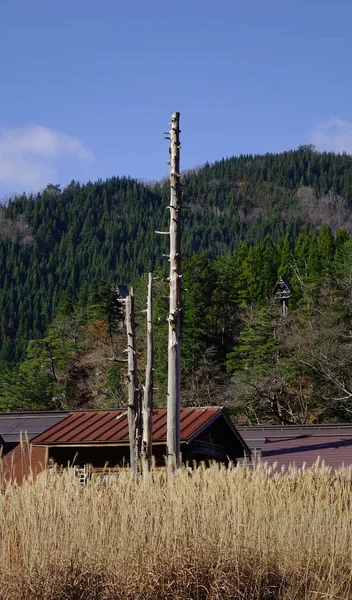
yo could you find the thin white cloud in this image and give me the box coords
[0,126,93,192]
[309,118,352,155]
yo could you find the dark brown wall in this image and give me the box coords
[195,417,243,461]
[48,444,170,468]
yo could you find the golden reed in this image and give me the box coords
[0,458,351,599]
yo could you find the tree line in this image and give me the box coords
[1,224,352,424]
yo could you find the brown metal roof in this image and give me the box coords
[238,423,352,453]
[32,407,224,445]
[261,435,352,471]
[0,411,69,443]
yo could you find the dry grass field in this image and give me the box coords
[0,460,352,600]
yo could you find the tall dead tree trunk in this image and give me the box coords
[125,287,141,476]
[166,112,182,474]
[142,272,154,471]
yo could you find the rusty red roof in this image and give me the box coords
[31,407,224,445]
[261,435,352,470]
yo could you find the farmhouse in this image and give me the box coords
[238,423,352,471]
[1,407,250,485]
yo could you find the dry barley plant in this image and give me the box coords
[1,459,352,600]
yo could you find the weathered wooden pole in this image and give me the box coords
[125,287,141,476]
[142,272,154,471]
[166,112,182,474]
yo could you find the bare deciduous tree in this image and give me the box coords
[142,273,154,472]
[165,112,182,474]
[126,288,142,476]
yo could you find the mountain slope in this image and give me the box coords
[1,146,352,364]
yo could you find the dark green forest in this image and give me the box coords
[1,145,352,423]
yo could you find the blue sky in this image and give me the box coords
[0,0,352,196]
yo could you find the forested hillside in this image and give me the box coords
[1,146,352,422]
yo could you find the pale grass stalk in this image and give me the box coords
[0,453,352,599]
